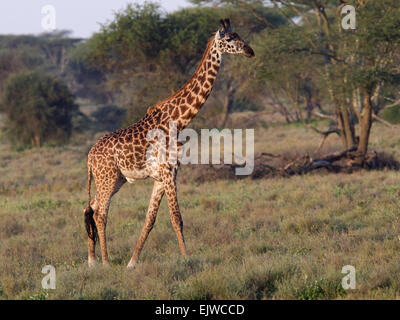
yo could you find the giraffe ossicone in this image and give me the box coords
[83,18,255,268]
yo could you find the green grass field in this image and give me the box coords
[0,112,400,300]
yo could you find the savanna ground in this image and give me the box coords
[0,107,400,300]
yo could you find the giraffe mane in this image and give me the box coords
[146,34,217,116]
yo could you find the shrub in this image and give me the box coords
[0,71,78,147]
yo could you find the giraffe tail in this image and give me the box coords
[84,165,97,242]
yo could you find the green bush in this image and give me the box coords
[1,71,78,147]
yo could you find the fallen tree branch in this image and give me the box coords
[318,145,357,162]
[209,145,397,180]
[250,146,359,177]
[304,160,341,173]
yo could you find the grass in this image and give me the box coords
[0,111,399,299]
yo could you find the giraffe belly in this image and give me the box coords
[121,168,149,182]
[121,166,161,183]
[125,177,136,183]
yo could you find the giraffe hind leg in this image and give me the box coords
[84,200,97,267]
[86,172,126,267]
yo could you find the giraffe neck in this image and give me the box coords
[148,34,222,131]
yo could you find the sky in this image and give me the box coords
[0,0,193,38]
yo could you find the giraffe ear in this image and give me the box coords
[219,19,226,37]
[224,18,231,32]
[220,19,226,30]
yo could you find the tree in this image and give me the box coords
[0,32,83,102]
[67,41,111,104]
[85,2,283,125]
[220,0,400,166]
[0,36,44,99]
[85,3,223,123]
[0,71,78,147]
[38,31,81,76]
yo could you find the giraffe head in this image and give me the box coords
[215,18,255,58]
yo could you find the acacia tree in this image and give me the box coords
[86,3,223,123]
[1,71,77,147]
[216,0,400,166]
[0,32,83,103]
[0,36,44,99]
[343,0,400,164]
[85,2,285,126]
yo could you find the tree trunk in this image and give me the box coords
[220,95,234,127]
[220,85,236,127]
[336,106,356,149]
[34,134,41,148]
[353,90,373,166]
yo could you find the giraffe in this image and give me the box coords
[83,19,254,268]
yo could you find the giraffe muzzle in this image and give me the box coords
[244,45,255,58]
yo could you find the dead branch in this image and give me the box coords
[209,145,396,180]
[318,145,357,162]
[251,146,358,177]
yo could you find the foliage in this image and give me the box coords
[0,32,82,103]
[85,3,220,123]
[0,71,78,147]
[0,0,398,156]
[85,2,284,124]
[241,0,400,163]
[382,105,400,124]
[67,42,110,104]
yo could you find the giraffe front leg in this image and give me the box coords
[162,168,187,258]
[127,180,164,269]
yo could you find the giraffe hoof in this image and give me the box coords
[126,259,137,269]
[88,258,96,268]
